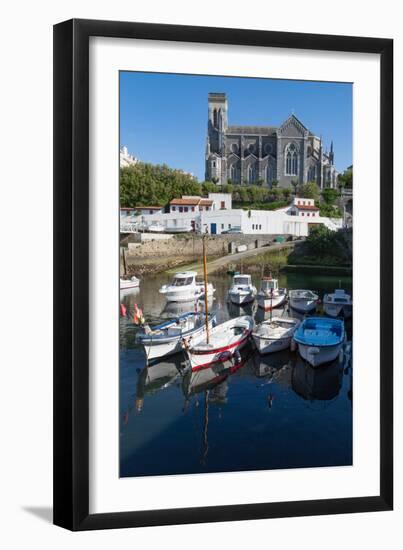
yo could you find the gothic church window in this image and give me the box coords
[285,143,298,176]
[308,165,316,182]
[248,164,256,183]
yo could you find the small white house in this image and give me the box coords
[288,197,320,219]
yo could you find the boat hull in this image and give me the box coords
[324,303,352,319]
[252,333,292,354]
[289,299,317,313]
[257,293,286,311]
[187,331,251,371]
[297,342,343,367]
[229,291,255,305]
[161,284,215,303]
[139,318,215,361]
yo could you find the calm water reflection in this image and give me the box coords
[120,271,352,477]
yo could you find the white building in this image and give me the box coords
[139,195,342,237]
[169,192,232,214]
[287,197,320,219]
[120,146,138,167]
[133,206,164,216]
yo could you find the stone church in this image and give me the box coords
[205,93,337,188]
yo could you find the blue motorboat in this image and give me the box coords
[293,316,345,367]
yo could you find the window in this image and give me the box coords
[184,207,188,212]
[179,206,183,213]
[221,224,224,229]
[301,212,304,216]
[266,163,274,184]
[171,206,176,211]
[229,224,232,229]
[248,164,256,183]
[259,224,262,230]
[252,224,255,230]
[191,206,195,212]
[307,213,310,217]
[221,201,225,209]
[285,143,298,176]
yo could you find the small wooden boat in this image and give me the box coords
[159,271,215,303]
[184,316,254,371]
[228,274,257,305]
[252,317,300,355]
[323,289,352,318]
[257,276,287,311]
[136,311,216,362]
[120,275,140,290]
[293,316,345,367]
[289,289,318,313]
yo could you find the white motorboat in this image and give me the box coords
[289,289,318,313]
[166,225,193,234]
[228,274,257,305]
[159,271,215,303]
[147,222,165,233]
[136,311,216,362]
[293,316,345,367]
[257,276,287,311]
[120,275,140,290]
[184,316,254,371]
[252,317,300,354]
[323,289,352,318]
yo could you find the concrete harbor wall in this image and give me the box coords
[125,234,285,259]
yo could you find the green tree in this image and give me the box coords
[298,182,320,201]
[322,188,339,205]
[271,179,279,189]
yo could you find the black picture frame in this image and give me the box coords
[53,18,393,531]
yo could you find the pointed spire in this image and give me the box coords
[330,140,334,153]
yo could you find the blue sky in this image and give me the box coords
[120,72,352,180]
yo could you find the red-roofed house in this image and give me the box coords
[289,197,320,218]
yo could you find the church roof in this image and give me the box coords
[227,125,277,135]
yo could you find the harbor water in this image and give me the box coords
[120,271,353,478]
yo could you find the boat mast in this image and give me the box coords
[202,234,210,344]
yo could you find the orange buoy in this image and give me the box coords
[120,303,127,317]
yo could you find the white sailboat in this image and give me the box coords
[183,235,253,371]
[323,289,352,318]
[159,271,215,303]
[185,315,254,371]
[228,274,257,305]
[257,276,287,311]
[252,317,300,355]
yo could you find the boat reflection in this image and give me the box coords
[226,299,256,318]
[183,343,254,398]
[120,286,140,302]
[132,354,186,414]
[291,355,343,401]
[161,297,214,319]
[251,349,296,384]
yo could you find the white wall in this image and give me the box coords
[0,2,401,550]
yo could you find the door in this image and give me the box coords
[210,223,217,234]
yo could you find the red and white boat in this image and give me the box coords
[184,316,254,371]
[257,276,287,311]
